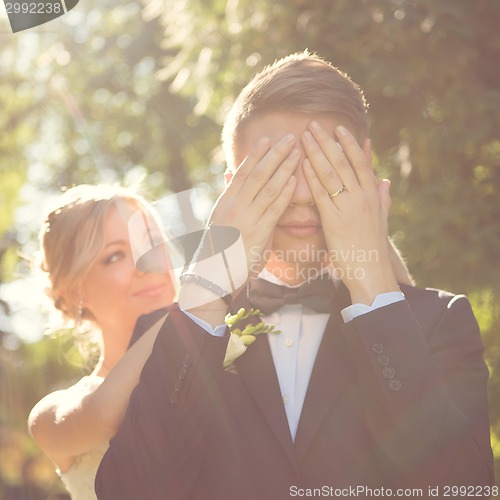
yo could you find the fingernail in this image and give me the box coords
[310,120,322,132]
[258,136,271,147]
[283,133,295,143]
[303,131,314,143]
[336,125,348,136]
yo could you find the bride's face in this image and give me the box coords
[80,200,174,338]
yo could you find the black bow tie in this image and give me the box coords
[247,276,336,315]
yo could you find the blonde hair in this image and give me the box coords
[39,184,159,324]
[222,50,369,169]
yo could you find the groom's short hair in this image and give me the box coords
[222,50,369,169]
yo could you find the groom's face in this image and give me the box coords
[230,111,345,272]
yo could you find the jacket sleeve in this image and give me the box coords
[342,288,494,490]
[95,304,228,499]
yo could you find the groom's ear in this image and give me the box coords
[224,167,234,186]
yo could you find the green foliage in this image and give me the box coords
[0,69,35,279]
[151,0,500,295]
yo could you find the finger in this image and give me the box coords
[302,158,341,216]
[259,174,297,228]
[306,121,359,192]
[226,136,271,195]
[252,148,300,218]
[363,138,381,187]
[377,178,391,217]
[335,125,377,193]
[237,133,297,205]
[301,130,346,194]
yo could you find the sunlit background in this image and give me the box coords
[1,0,499,497]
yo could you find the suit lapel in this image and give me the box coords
[231,293,300,475]
[229,283,354,470]
[294,283,355,460]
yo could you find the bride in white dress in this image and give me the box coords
[28,184,175,499]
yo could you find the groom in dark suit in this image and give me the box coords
[95,52,494,499]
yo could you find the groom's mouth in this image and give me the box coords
[277,220,321,237]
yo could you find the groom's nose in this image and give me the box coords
[289,157,315,207]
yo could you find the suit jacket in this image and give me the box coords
[95,284,494,499]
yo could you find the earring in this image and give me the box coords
[76,299,84,326]
[70,298,99,366]
[74,299,88,336]
[74,297,93,339]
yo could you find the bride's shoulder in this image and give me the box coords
[67,375,105,393]
[28,376,104,438]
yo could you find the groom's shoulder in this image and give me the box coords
[400,283,477,332]
[129,307,171,347]
[401,283,469,305]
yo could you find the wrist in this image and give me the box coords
[178,279,230,310]
[180,273,233,305]
[178,282,229,329]
[344,264,399,306]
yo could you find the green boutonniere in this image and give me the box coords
[223,308,280,369]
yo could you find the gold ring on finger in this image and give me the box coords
[329,185,347,198]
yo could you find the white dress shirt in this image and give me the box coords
[183,269,404,440]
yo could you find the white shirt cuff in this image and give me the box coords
[181,309,227,337]
[341,291,405,323]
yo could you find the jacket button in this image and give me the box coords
[377,354,390,366]
[389,379,402,391]
[178,367,188,380]
[383,367,396,379]
[170,390,179,404]
[175,379,183,392]
[372,343,384,354]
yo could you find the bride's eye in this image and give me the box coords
[103,251,125,265]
